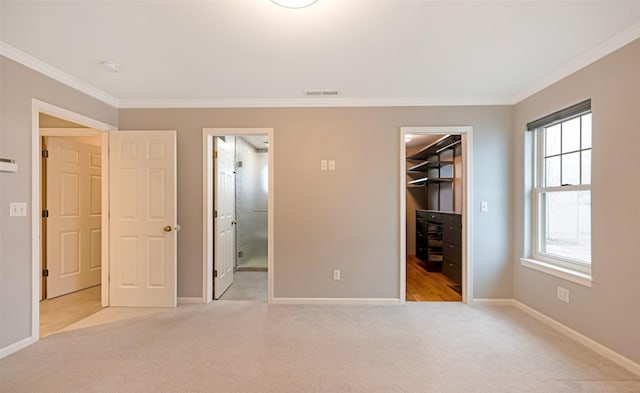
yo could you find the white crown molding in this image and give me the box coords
[511,20,640,105]
[118,97,510,109]
[0,41,120,108]
[4,19,639,111]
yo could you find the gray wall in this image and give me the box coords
[119,106,513,300]
[1,55,513,352]
[0,56,118,348]
[512,39,640,364]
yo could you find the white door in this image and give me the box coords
[214,136,235,299]
[109,131,177,307]
[46,137,102,298]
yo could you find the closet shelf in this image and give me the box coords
[407,160,454,172]
[408,134,461,160]
[407,177,454,186]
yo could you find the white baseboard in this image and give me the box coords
[0,336,34,359]
[471,298,515,306]
[512,300,640,377]
[177,297,204,305]
[272,297,401,305]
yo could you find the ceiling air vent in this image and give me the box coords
[304,90,340,97]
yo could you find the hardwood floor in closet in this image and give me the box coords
[406,255,462,302]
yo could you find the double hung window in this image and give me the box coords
[529,100,592,275]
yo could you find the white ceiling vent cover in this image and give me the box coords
[304,90,340,97]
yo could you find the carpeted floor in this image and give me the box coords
[1,302,638,393]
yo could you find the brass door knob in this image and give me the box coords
[163,225,172,232]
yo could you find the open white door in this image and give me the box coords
[214,136,235,299]
[46,137,102,298]
[109,131,177,307]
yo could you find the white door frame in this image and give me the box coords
[31,99,116,342]
[399,126,474,304]
[202,128,274,304]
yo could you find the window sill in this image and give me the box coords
[520,258,593,288]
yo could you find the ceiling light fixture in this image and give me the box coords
[100,60,120,73]
[270,0,318,9]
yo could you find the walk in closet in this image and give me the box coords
[406,134,463,301]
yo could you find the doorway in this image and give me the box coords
[202,128,274,303]
[31,101,116,341]
[399,127,473,304]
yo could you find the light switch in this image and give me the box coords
[10,202,27,217]
[328,160,336,171]
[320,160,328,171]
[481,201,488,213]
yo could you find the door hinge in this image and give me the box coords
[237,251,243,258]
[214,210,218,218]
[42,210,49,218]
[214,270,218,278]
[214,151,218,159]
[42,150,49,158]
[42,269,49,277]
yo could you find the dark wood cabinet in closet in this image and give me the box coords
[415,210,462,286]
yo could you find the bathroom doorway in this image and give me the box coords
[202,128,274,303]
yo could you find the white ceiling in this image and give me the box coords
[1,1,640,108]
[241,135,269,150]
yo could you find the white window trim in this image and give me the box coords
[520,258,593,287]
[528,111,592,280]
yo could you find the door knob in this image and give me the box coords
[163,225,173,232]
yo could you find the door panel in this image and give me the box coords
[109,131,177,307]
[214,136,235,299]
[46,137,101,298]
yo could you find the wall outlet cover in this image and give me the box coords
[557,286,570,303]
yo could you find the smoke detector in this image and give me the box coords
[100,60,120,73]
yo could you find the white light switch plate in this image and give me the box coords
[10,202,27,217]
[328,160,336,171]
[481,201,488,212]
[320,160,328,171]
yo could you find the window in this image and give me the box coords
[529,100,592,275]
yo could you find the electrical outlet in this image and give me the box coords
[320,160,328,171]
[557,286,570,303]
[328,160,336,171]
[333,269,341,281]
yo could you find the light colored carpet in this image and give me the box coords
[220,271,267,301]
[1,302,638,393]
